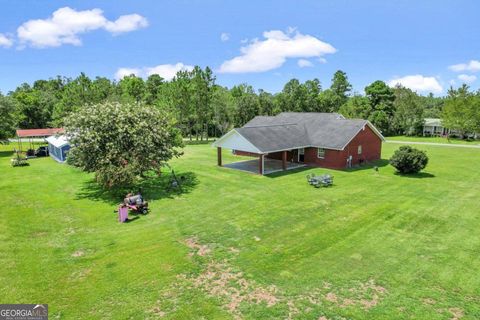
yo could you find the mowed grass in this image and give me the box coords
[0,142,479,319]
[387,135,480,145]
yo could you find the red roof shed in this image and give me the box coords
[16,128,64,138]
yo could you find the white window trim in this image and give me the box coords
[317,148,325,159]
[357,145,362,155]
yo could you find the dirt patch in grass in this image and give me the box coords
[149,306,166,318]
[71,250,84,257]
[434,307,465,320]
[184,237,211,256]
[69,267,91,281]
[65,227,76,235]
[325,292,338,303]
[448,307,464,320]
[153,237,389,319]
[32,231,48,238]
[422,298,436,305]
[229,247,240,254]
[294,278,387,312]
[185,237,211,257]
[186,260,279,318]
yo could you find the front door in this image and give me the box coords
[298,148,305,163]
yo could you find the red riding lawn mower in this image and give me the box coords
[122,192,149,214]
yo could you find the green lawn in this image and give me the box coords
[387,135,480,145]
[1,142,479,319]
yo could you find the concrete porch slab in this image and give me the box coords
[223,158,306,175]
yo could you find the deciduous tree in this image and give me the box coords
[392,85,424,136]
[442,85,480,138]
[339,94,372,119]
[65,102,183,189]
[365,80,396,135]
[0,94,17,142]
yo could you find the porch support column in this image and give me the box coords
[217,147,222,166]
[282,151,287,171]
[259,154,264,175]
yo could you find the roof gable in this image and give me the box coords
[305,118,368,150]
[215,113,384,153]
[212,129,262,153]
[45,135,69,148]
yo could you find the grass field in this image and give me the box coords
[387,135,480,145]
[1,142,479,319]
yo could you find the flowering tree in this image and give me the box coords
[65,102,183,188]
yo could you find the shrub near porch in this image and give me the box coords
[0,142,479,319]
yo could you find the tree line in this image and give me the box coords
[1,67,479,141]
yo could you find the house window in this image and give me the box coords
[317,148,325,159]
[358,145,362,155]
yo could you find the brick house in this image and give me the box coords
[213,112,384,175]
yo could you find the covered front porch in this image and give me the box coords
[223,157,306,175]
[216,147,305,175]
[212,128,305,175]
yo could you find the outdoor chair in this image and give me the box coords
[306,174,316,185]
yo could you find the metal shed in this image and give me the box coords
[45,135,70,163]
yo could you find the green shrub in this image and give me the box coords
[389,146,428,174]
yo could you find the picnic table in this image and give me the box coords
[307,173,333,188]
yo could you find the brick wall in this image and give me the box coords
[304,125,382,169]
[233,125,382,170]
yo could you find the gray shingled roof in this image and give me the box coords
[233,112,381,152]
[237,124,309,152]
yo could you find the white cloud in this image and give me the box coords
[105,14,148,34]
[16,7,147,48]
[448,60,480,73]
[115,63,194,81]
[388,75,443,93]
[220,32,230,42]
[219,28,336,73]
[0,33,13,47]
[457,74,477,83]
[146,63,194,80]
[297,59,313,68]
[115,68,142,79]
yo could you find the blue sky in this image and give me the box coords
[0,0,479,95]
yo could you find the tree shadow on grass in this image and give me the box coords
[394,171,435,179]
[76,171,198,205]
[0,151,13,159]
[266,159,390,178]
[266,166,311,178]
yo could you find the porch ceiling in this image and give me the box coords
[223,158,306,175]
